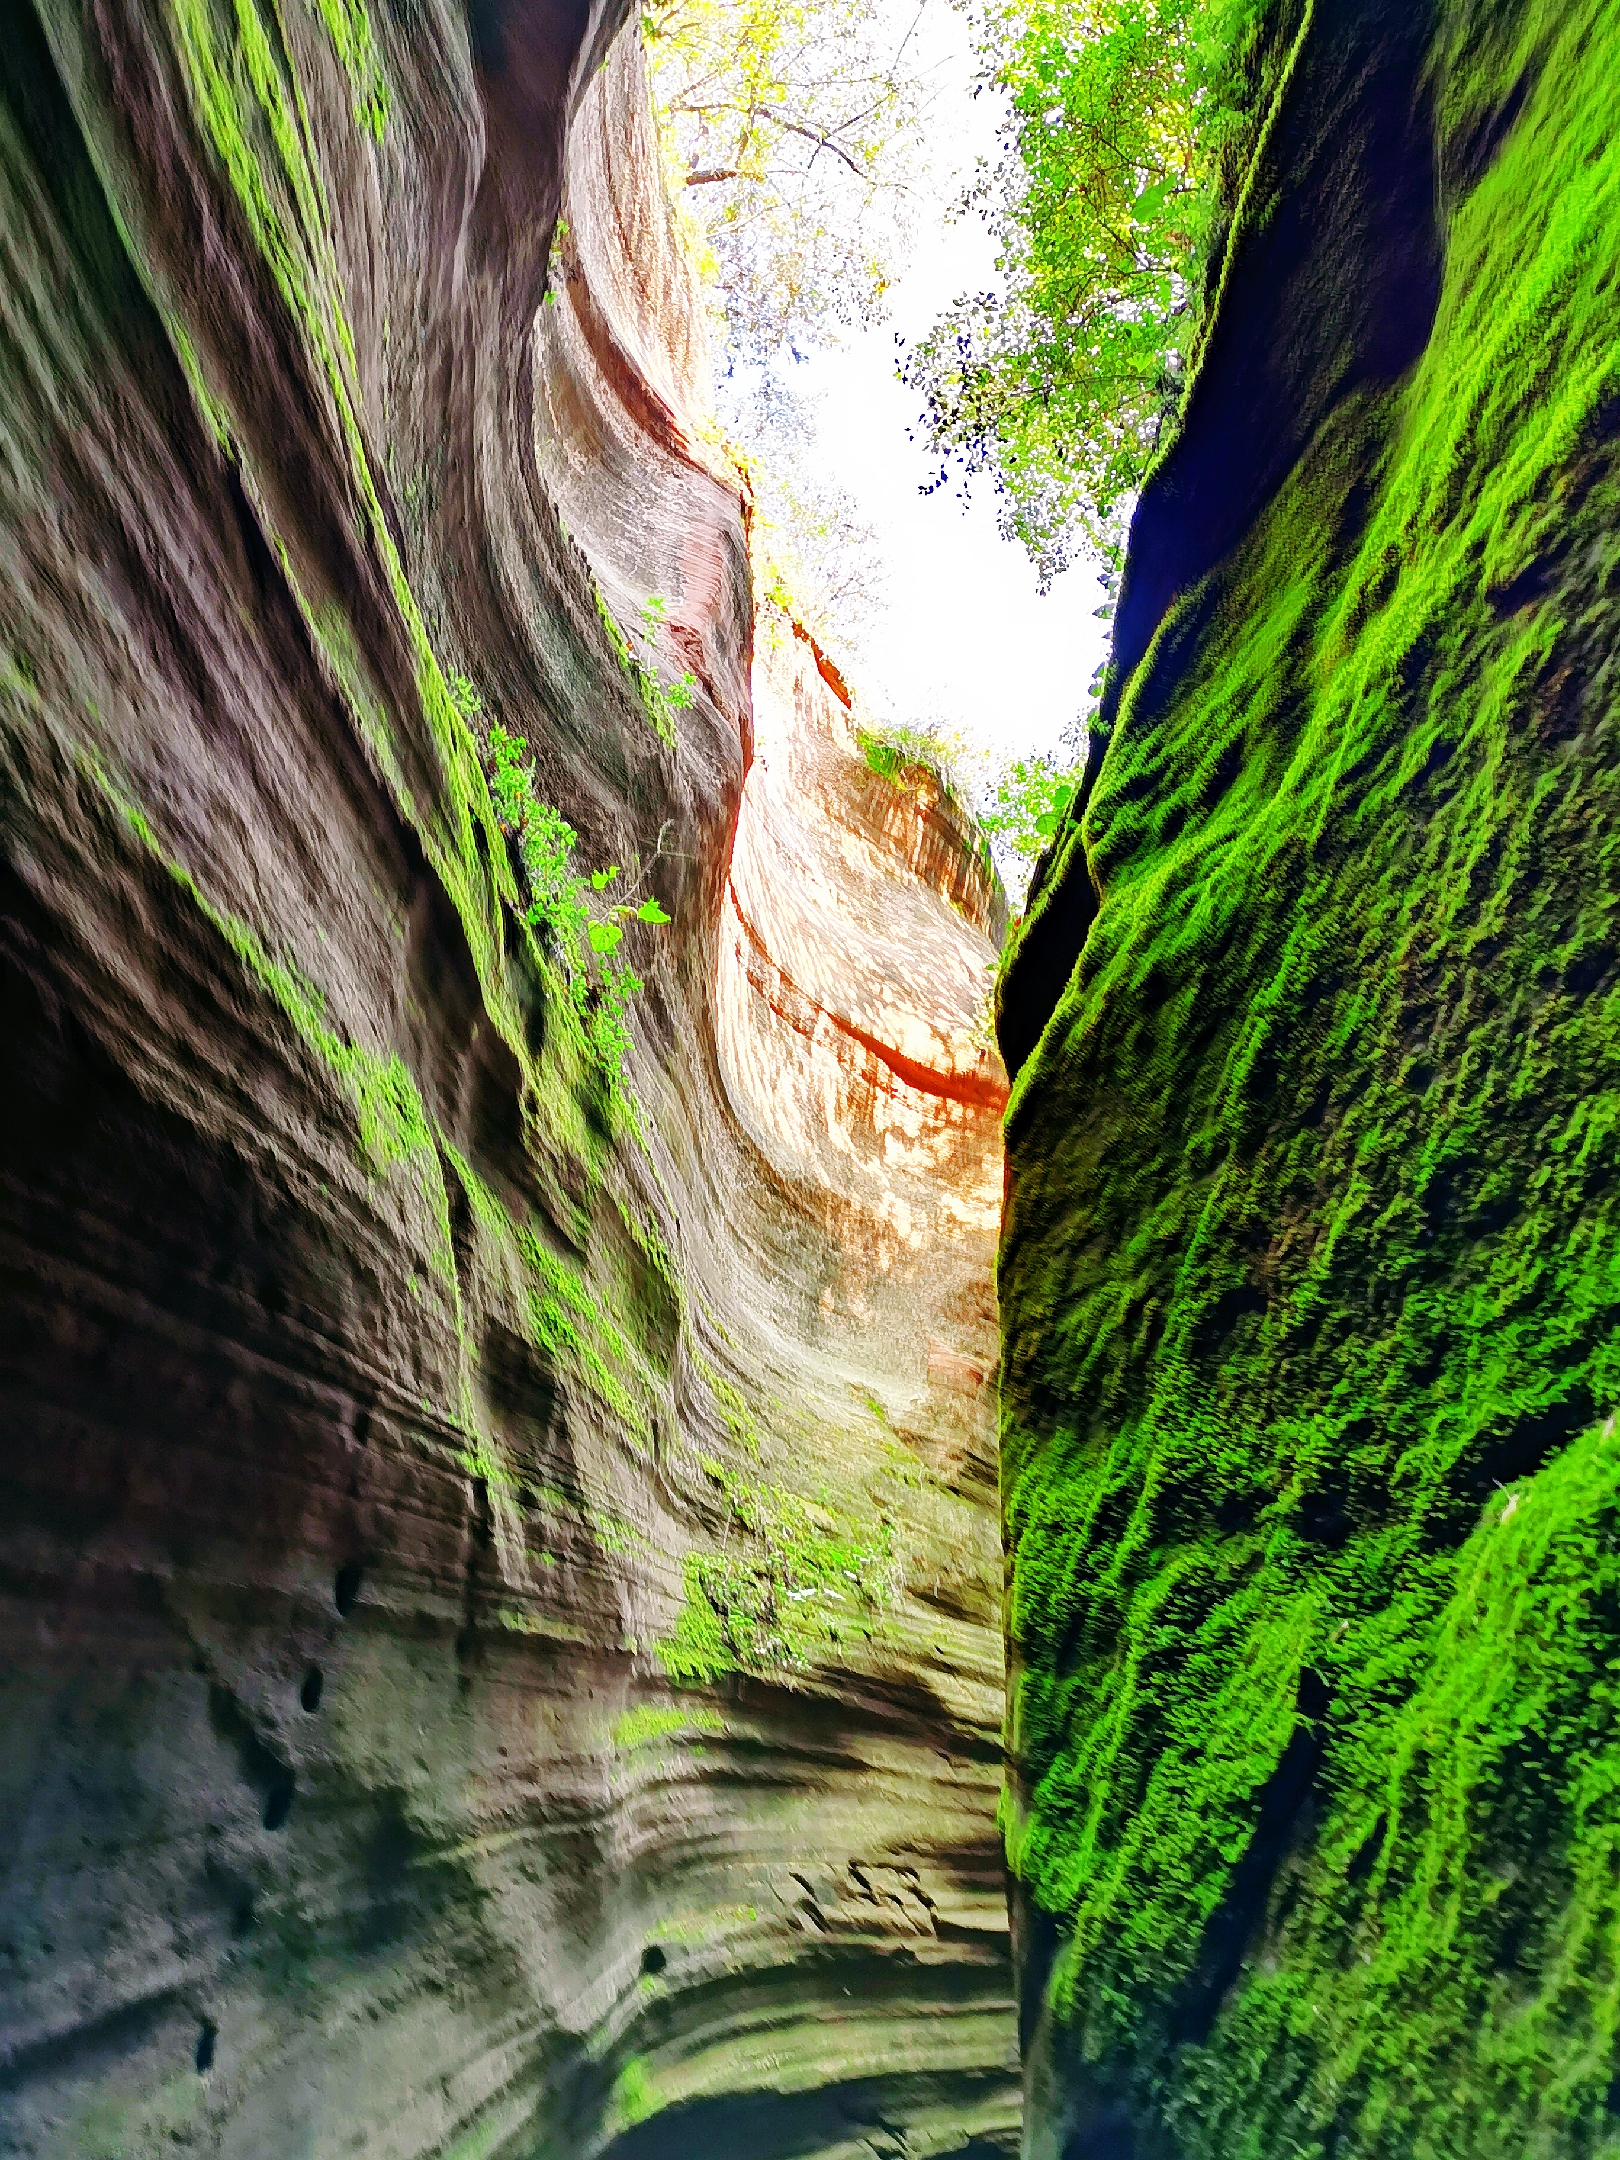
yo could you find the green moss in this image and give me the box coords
[589,1504,649,1556]
[612,1704,724,1749]
[95,769,491,1491]
[657,1459,896,1681]
[1163,1417,1620,2158]
[691,1346,761,1455]
[69,2071,203,2157]
[108,776,436,1177]
[612,2056,656,2130]
[439,1145,657,1445]
[520,1230,645,1433]
[654,1901,757,1943]
[1,648,38,701]
[167,318,234,446]
[304,0,390,139]
[659,1549,736,1684]
[483,717,662,1130]
[437,2120,508,2160]
[592,580,687,750]
[999,0,1620,2149]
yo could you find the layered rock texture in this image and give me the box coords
[997,0,1620,2153]
[0,6,1016,2155]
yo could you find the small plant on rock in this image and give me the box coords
[855,720,962,796]
[593,586,699,748]
[484,721,671,1098]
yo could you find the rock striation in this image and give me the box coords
[997,0,1620,2153]
[0,6,1016,2156]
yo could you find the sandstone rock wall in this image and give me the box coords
[996,0,1620,2152]
[0,6,1015,2155]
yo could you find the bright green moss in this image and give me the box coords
[438,1145,659,1443]
[166,319,234,446]
[107,777,437,1176]
[437,2120,507,2160]
[611,2056,656,2131]
[305,0,390,139]
[591,580,691,749]
[167,0,527,1102]
[690,1345,760,1455]
[611,1704,724,1749]
[1000,0,1620,2148]
[657,1459,897,1682]
[1162,1418,1620,2158]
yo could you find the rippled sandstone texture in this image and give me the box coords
[0,6,1018,2155]
[997,0,1620,2153]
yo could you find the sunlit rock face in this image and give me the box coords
[722,627,1007,1312]
[996,1,1620,2155]
[0,7,1015,2157]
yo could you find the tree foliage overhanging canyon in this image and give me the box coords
[4,0,1620,2157]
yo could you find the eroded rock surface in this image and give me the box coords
[997,1,1620,2153]
[0,7,1016,2155]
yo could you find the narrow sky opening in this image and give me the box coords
[764,0,1109,770]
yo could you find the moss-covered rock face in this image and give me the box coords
[998,0,1620,2152]
[0,4,1015,2156]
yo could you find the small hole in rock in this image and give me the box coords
[333,1561,363,1617]
[640,1944,667,1977]
[195,2021,217,2073]
[299,1665,324,1713]
[263,1772,295,1831]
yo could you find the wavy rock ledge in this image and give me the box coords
[0,7,1016,2157]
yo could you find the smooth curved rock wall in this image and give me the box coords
[0,6,1016,2155]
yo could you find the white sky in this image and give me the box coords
[777,4,1108,770]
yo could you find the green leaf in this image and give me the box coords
[588,920,624,955]
[636,898,672,925]
[590,866,620,890]
[1132,176,1173,222]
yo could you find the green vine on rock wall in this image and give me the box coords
[305,0,390,139]
[592,583,697,749]
[483,719,670,1109]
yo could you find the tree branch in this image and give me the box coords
[767,113,869,179]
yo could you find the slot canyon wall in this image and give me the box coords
[997,0,1620,2153]
[0,5,1018,2156]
